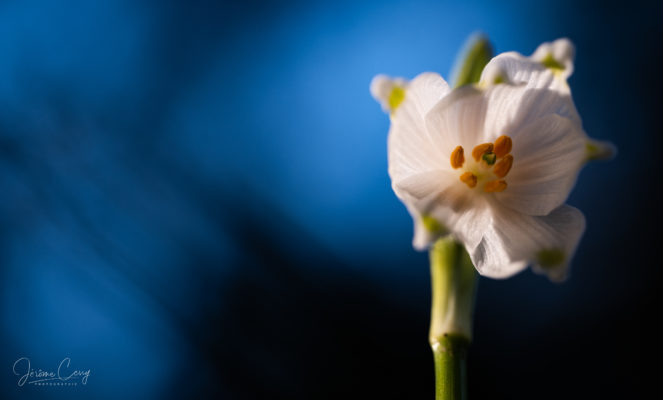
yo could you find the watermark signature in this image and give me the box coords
[12,357,90,387]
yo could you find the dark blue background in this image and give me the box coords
[1,0,660,399]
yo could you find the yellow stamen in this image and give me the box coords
[472,143,494,161]
[484,180,507,193]
[450,146,465,169]
[493,135,512,158]
[459,172,477,188]
[493,154,513,178]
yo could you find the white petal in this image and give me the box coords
[430,194,491,252]
[495,114,587,215]
[388,73,452,184]
[394,170,489,251]
[530,206,586,281]
[403,72,451,116]
[425,83,580,156]
[470,228,528,279]
[370,74,407,113]
[393,170,458,201]
[425,85,487,156]
[392,170,459,250]
[531,38,575,78]
[406,202,445,250]
[470,204,585,280]
[478,83,582,142]
[480,38,577,102]
[388,171,455,250]
[371,72,450,115]
[481,52,554,89]
[379,73,454,250]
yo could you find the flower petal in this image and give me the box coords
[427,83,581,151]
[531,38,575,79]
[370,75,407,113]
[481,51,555,89]
[425,85,487,156]
[387,73,452,185]
[530,206,586,282]
[430,194,491,252]
[406,202,447,250]
[392,170,459,250]
[480,38,575,92]
[403,72,451,116]
[470,204,585,280]
[484,79,580,128]
[585,138,617,161]
[495,114,587,215]
[394,170,489,251]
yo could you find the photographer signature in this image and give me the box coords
[12,357,90,386]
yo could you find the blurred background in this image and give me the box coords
[1,0,661,399]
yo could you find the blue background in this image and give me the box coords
[1,0,660,399]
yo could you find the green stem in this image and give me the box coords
[450,33,493,88]
[433,334,469,400]
[429,238,477,400]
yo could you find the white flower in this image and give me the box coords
[371,40,614,281]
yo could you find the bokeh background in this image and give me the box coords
[1,0,661,399]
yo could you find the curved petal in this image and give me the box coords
[394,170,489,251]
[530,206,586,282]
[470,203,585,280]
[387,73,452,184]
[480,38,575,92]
[480,80,580,136]
[429,193,491,252]
[393,170,458,201]
[405,201,447,250]
[393,170,459,250]
[370,74,407,113]
[531,38,575,79]
[481,51,555,89]
[586,138,617,161]
[425,85,487,157]
[402,72,451,116]
[495,114,587,215]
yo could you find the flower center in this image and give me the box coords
[449,135,513,193]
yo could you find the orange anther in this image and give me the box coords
[450,146,465,169]
[484,180,508,193]
[494,135,513,158]
[472,143,494,161]
[459,172,477,188]
[493,154,513,178]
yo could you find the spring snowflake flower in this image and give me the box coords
[371,39,614,281]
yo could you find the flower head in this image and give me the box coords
[372,39,614,281]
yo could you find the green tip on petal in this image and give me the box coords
[388,86,406,111]
[450,33,494,88]
[586,139,617,161]
[422,215,445,234]
[492,74,505,85]
[536,248,566,268]
[541,53,565,71]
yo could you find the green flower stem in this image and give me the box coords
[450,33,493,88]
[432,334,469,400]
[429,238,477,400]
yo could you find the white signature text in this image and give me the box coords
[12,357,90,386]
